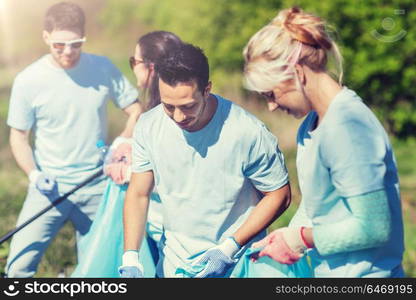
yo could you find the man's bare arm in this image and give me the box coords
[123,170,154,251]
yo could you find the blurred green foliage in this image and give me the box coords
[103,0,416,139]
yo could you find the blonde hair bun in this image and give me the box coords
[243,7,343,92]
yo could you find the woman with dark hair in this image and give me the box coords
[72,31,183,278]
[131,31,183,110]
[119,31,184,276]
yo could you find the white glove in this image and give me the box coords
[29,169,57,195]
[110,136,132,151]
[118,250,144,278]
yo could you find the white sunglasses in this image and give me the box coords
[49,37,87,50]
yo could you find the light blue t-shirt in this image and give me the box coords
[132,95,289,277]
[7,53,138,194]
[296,87,404,277]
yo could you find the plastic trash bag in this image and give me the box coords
[231,247,313,278]
[175,247,312,278]
[71,179,156,278]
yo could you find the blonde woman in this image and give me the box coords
[243,7,404,277]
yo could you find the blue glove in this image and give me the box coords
[29,170,57,195]
[118,250,144,278]
[195,237,241,278]
[119,266,143,278]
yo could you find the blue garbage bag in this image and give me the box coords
[71,179,156,278]
[175,247,312,278]
[231,247,313,278]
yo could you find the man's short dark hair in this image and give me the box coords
[44,2,85,35]
[156,43,209,94]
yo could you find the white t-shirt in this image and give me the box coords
[7,53,138,194]
[296,87,404,277]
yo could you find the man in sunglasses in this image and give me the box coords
[6,2,142,277]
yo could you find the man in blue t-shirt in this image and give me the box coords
[5,2,142,277]
[119,43,291,278]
